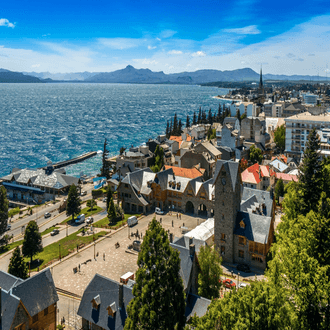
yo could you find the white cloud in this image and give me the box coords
[148,45,157,50]
[168,50,183,55]
[222,25,260,35]
[159,30,177,39]
[191,51,206,57]
[98,38,143,49]
[31,64,40,68]
[0,18,15,28]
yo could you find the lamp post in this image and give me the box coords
[66,223,68,237]
[93,233,96,259]
[238,272,240,288]
[59,244,61,261]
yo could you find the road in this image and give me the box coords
[7,182,95,239]
[0,197,107,273]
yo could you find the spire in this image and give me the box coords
[259,66,263,88]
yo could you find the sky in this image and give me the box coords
[1,0,330,75]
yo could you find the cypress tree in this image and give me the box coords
[197,107,202,123]
[299,128,323,213]
[106,185,113,213]
[217,104,222,122]
[186,115,190,128]
[173,113,178,135]
[125,218,186,330]
[100,138,110,179]
[22,221,43,264]
[208,108,213,124]
[178,119,183,135]
[166,120,170,138]
[66,184,81,222]
[8,247,28,279]
[107,197,116,220]
[169,118,173,136]
[193,112,197,125]
[0,186,9,238]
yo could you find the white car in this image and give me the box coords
[86,216,94,224]
[155,207,164,215]
[75,214,85,224]
[238,283,247,289]
[103,197,107,202]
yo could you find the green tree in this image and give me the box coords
[125,218,186,330]
[8,247,28,279]
[249,145,263,164]
[274,125,286,152]
[151,145,164,173]
[240,112,247,121]
[0,186,9,244]
[186,115,190,128]
[107,197,116,220]
[299,128,323,214]
[207,127,216,140]
[86,198,97,210]
[106,185,113,213]
[274,178,285,204]
[187,281,295,330]
[66,184,81,222]
[22,221,43,263]
[100,138,111,179]
[193,112,197,125]
[119,146,126,155]
[197,246,222,299]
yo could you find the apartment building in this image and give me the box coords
[285,112,330,156]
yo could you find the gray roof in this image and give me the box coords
[213,160,240,191]
[234,211,272,244]
[241,187,273,218]
[1,289,21,330]
[185,293,211,321]
[0,270,23,291]
[77,274,133,330]
[11,268,59,317]
[172,236,206,254]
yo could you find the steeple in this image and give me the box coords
[258,65,265,98]
[259,66,263,89]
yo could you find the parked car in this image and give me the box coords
[44,212,51,219]
[103,197,107,202]
[50,229,59,236]
[81,191,87,196]
[238,283,247,289]
[237,264,250,273]
[75,214,85,224]
[127,216,138,227]
[86,216,94,224]
[6,224,11,231]
[155,207,164,215]
[223,279,236,289]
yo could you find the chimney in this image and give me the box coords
[189,244,195,257]
[169,233,173,243]
[119,284,123,309]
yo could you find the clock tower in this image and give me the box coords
[213,160,241,263]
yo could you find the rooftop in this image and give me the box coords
[164,166,203,179]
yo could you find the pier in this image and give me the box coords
[44,151,98,170]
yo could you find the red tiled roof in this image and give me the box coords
[275,173,298,182]
[241,163,274,184]
[164,165,203,179]
[271,154,288,164]
[170,134,192,148]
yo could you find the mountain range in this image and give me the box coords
[0,66,328,84]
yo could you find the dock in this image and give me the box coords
[45,151,98,170]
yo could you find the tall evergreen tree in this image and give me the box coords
[173,113,178,135]
[299,128,323,214]
[22,221,43,263]
[169,118,173,136]
[208,108,213,124]
[0,186,9,240]
[125,218,186,330]
[66,184,81,222]
[275,178,285,204]
[201,109,206,124]
[8,247,28,279]
[198,245,222,299]
[186,115,190,128]
[197,107,202,123]
[166,120,170,138]
[100,138,111,179]
[192,111,197,125]
[107,197,116,220]
[178,119,183,135]
[106,185,113,214]
[217,104,222,122]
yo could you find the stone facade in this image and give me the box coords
[214,163,241,263]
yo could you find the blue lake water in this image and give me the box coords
[0,83,229,177]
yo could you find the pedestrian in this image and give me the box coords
[177,213,178,219]
[179,213,181,220]
[78,264,80,272]
[172,220,174,227]
[103,252,105,260]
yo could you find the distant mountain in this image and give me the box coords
[85,65,260,84]
[23,71,98,81]
[0,69,44,83]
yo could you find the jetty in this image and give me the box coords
[44,151,98,170]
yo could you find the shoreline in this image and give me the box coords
[213,95,242,102]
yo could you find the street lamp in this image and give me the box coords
[66,223,68,237]
[59,244,61,261]
[93,233,96,259]
[238,272,240,288]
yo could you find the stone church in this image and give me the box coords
[213,160,275,270]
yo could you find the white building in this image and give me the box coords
[285,112,330,156]
[230,102,257,117]
[301,93,318,106]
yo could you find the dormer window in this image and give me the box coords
[240,220,245,229]
[91,295,101,310]
[107,302,117,318]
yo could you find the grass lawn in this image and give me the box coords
[93,213,140,229]
[0,225,60,256]
[26,229,107,270]
[61,206,103,224]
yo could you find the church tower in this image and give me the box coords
[258,67,265,98]
[214,160,241,263]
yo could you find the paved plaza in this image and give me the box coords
[52,212,204,295]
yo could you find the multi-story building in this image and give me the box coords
[214,160,275,270]
[301,92,318,106]
[241,163,275,190]
[285,112,330,156]
[263,102,283,117]
[0,268,58,330]
[230,102,257,117]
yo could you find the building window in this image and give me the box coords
[238,236,245,245]
[125,184,128,188]
[239,250,244,258]
[221,233,226,241]
[221,246,225,255]
[44,306,48,316]
[32,314,38,324]
[252,254,263,263]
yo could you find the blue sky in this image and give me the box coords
[1,0,330,75]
